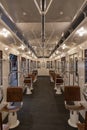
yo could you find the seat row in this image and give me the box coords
[24,70,38,94]
[49,70,87,129]
[0,70,38,129]
[49,70,64,94]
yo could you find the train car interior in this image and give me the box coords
[0,0,87,130]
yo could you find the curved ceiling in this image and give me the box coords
[0,0,85,57]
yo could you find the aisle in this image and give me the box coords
[13,76,77,130]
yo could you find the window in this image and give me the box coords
[46,61,50,69]
[9,54,18,86]
[37,61,41,68]
[61,57,66,73]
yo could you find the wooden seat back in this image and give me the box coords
[7,87,23,102]
[28,74,35,81]
[32,70,38,76]
[64,86,80,101]
[24,77,32,84]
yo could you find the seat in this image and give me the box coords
[24,75,33,94]
[0,112,9,130]
[32,70,38,82]
[49,70,55,82]
[2,87,23,129]
[64,86,85,128]
[55,74,63,94]
[77,111,87,130]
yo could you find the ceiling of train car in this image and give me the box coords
[0,0,85,57]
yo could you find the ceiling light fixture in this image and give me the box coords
[28,50,31,54]
[19,45,25,50]
[23,12,27,16]
[5,47,8,51]
[60,11,63,15]
[62,44,68,50]
[76,27,87,37]
[0,28,10,38]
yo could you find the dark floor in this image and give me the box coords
[9,76,77,130]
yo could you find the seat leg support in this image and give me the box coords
[68,110,79,128]
[55,85,62,94]
[26,86,32,94]
[8,112,19,129]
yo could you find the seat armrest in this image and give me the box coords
[64,101,85,110]
[2,105,20,112]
